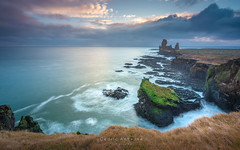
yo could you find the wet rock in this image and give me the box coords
[15,116,43,133]
[144,71,159,76]
[134,79,201,127]
[205,58,240,111]
[115,70,123,72]
[155,80,184,86]
[125,63,133,65]
[103,87,129,100]
[168,86,201,100]
[0,105,15,131]
[124,64,146,69]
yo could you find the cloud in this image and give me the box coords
[1,0,113,19]
[0,3,240,46]
[175,0,208,6]
[123,14,136,18]
[32,3,113,18]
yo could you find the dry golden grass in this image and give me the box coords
[1,111,240,150]
[178,49,240,65]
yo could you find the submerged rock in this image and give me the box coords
[125,63,133,66]
[134,78,200,127]
[0,105,15,131]
[103,87,129,99]
[115,70,123,72]
[205,58,240,111]
[15,116,43,133]
[124,64,146,69]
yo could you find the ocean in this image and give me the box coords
[0,46,224,134]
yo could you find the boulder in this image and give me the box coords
[204,58,240,111]
[134,78,201,127]
[0,105,15,130]
[15,116,43,133]
[103,87,129,99]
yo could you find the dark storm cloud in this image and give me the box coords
[175,0,213,6]
[0,2,240,46]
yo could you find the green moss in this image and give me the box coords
[138,78,180,107]
[153,107,162,114]
[206,67,215,80]
[216,71,230,83]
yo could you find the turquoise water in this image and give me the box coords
[0,46,224,134]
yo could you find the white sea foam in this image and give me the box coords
[31,84,87,114]
[14,104,37,113]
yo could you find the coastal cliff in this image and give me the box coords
[134,78,200,127]
[205,58,240,111]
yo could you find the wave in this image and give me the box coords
[14,104,37,113]
[31,84,88,114]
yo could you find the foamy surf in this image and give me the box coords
[31,84,88,114]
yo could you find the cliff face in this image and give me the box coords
[134,78,200,127]
[205,58,240,111]
[171,58,209,81]
[0,105,15,131]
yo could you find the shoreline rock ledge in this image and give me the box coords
[134,78,201,127]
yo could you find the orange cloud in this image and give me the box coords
[32,2,113,18]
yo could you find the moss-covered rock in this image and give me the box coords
[0,105,15,130]
[134,78,201,127]
[204,58,240,111]
[15,116,43,133]
[138,78,180,107]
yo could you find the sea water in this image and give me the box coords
[0,46,224,134]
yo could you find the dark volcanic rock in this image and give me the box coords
[125,63,133,65]
[15,116,43,133]
[115,70,123,72]
[155,80,184,86]
[103,87,129,99]
[168,86,201,100]
[205,58,240,111]
[0,105,15,131]
[134,79,201,127]
[124,64,146,69]
[190,63,209,80]
[144,71,159,76]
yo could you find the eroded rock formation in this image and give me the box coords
[204,58,240,111]
[0,105,15,130]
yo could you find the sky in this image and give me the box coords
[0,0,240,46]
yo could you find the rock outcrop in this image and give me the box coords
[175,43,179,50]
[134,78,201,127]
[171,58,209,81]
[103,87,129,99]
[159,39,179,51]
[204,58,240,111]
[0,105,15,130]
[15,116,43,133]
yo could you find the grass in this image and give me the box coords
[1,111,240,150]
[179,49,240,65]
[138,78,180,107]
